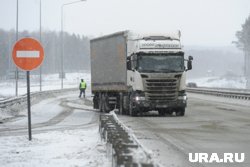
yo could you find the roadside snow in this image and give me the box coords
[188,76,246,89]
[0,127,110,167]
[0,92,110,167]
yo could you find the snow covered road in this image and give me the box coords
[0,91,110,167]
[117,93,250,167]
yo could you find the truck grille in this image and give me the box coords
[145,78,178,102]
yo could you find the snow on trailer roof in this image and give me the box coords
[127,30,181,41]
[90,30,181,41]
[90,31,128,42]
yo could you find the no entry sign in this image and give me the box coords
[12,38,44,71]
[12,37,44,141]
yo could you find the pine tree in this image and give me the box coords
[235,15,250,88]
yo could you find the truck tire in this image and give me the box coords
[122,95,129,115]
[98,93,110,113]
[176,108,185,116]
[102,93,110,113]
[119,93,125,115]
[158,110,166,116]
[93,95,99,109]
[129,95,137,116]
[98,94,103,113]
[167,110,174,115]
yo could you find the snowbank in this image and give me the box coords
[0,127,110,167]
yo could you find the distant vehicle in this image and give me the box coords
[90,30,193,116]
[187,82,198,88]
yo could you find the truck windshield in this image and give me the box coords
[137,54,184,73]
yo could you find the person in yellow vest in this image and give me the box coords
[79,79,87,98]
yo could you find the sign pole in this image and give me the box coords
[27,71,32,141]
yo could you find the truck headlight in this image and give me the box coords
[178,95,187,101]
[135,96,146,101]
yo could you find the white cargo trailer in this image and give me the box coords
[90,30,193,116]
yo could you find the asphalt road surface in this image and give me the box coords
[118,93,250,167]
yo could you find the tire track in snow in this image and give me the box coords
[0,97,99,136]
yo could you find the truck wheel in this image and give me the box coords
[158,110,166,116]
[122,95,130,115]
[93,95,99,109]
[129,96,137,116]
[99,93,109,113]
[176,108,185,116]
[102,94,110,113]
[166,109,173,115]
[119,93,124,115]
[98,95,103,112]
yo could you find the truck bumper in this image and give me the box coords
[135,99,186,110]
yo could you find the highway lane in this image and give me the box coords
[118,93,250,167]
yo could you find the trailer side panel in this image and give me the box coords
[90,32,127,92]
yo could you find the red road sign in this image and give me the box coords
[12,38,44,71]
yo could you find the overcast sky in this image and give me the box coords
[0,0,249,46]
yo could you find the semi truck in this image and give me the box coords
[90,30,193,116]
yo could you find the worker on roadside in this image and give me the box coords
[79,79,87,98]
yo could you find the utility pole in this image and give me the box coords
[15,0,19,96]
[61,0,86,89]
[39,0,42,91]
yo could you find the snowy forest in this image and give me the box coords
[0,29,90,77]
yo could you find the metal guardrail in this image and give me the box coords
[0,88,77,108]
[99,113,158,167]
[187,87,250,100]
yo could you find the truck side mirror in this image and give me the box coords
[127,60,131,70]
[188,55,193,61]
[187,55,193,71]
[187,60,192,70]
